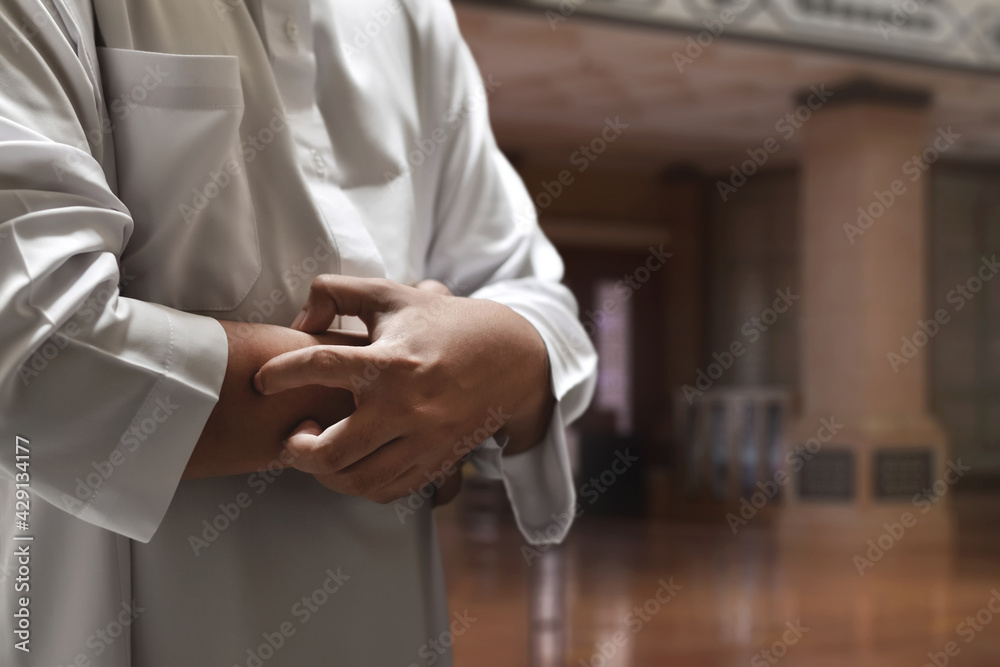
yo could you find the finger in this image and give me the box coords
[278,420,323,466]
[283,410,402,474]
[293,275,402,334]
[312,463,420,503]
[291,419,323,437]
[315,437,420,502]
[369,443,463,506]
[254,344,375,395]
[376,461,455,508]
[414,279,453,297]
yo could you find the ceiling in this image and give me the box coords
[454,2,1000,172]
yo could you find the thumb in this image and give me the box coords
[282,419,324,461]
[292,275,401,334]
[286,419,323,442]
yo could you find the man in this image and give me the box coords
[0,0,597,664]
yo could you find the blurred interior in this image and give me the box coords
[435,1,1000,665]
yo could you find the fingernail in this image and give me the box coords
[253,372,264,393]
[291,309,307,330]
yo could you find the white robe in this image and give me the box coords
[0,0,597,664]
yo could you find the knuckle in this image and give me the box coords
[340,473,366,497]
[386,350,422,377]
[318,447,346,474]
[351,419,376,451]
[408,400,447,427]
[306,345,325,365]
[350,470,383,497]
[369,346,394,372]
[312,274,335,293]
[309,346,338,373]
[371,278,398,305]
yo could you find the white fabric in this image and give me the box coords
[0,0,598,664]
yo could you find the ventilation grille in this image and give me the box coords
[798,449,855,501]
[874,449,933,500]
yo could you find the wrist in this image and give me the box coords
[495,306,556,457]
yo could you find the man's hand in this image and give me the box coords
[253,275,556,505]
[415,280,464,508]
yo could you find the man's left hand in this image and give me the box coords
[253,275,555,504]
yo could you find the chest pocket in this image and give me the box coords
[97,47,262,312]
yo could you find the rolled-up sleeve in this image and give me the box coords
[415,0,598,545]
[0,0,228,542]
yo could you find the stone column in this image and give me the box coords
[780,80,953,548]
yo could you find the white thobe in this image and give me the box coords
[0,0,597,665]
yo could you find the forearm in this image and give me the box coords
[183,321,358,479]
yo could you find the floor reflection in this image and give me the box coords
[437,493,1000,667]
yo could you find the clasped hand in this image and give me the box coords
[253,276,555,506]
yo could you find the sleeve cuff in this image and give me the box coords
[468,405,577,546]
[464,286,597,546]
[70,303,228,543]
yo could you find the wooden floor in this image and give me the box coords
[437,495,1000,666]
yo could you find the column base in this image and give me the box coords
[778,412,955,551]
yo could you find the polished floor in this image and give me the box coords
[437,494,1000,667]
